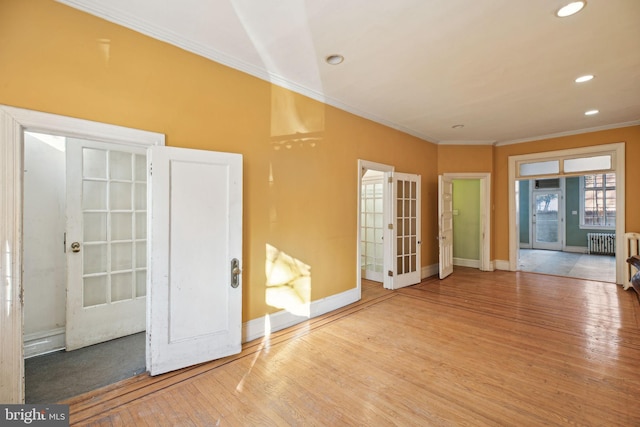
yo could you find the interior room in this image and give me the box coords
[1,0,640,425]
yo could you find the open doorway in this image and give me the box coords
[357,160,393,291]
[439,173,492,275]
[516,175,616,283]
[508,143,625,285]
[23,131,147,402]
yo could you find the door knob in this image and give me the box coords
[70,242,81,253]
[230,258,241,288]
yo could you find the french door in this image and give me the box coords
[65,138,147,350]
[386,172,421,289]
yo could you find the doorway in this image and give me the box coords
[440,173,492,273]
[23,131,148,402]
[508,143,625,284]
[357,160,393,291]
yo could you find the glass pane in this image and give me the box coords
[374,213,383,228]
[136,270,147,297]
[565,155,611,173]
[82,181,107,210]
[397,219,403,235]
[397,238,403,255]
[109,151,132,180]
[411,181,416,198]
[397,256,403,275]
[84,244,107,274]
[397,180,403,198]
[83,148,107,179]
[366,243,375,257]
[411,200,416,217]
[411,255,416,272]
[520,160,559,176]
[374,228,383,242]
[110,182,132,210]
[136,243,146,268]
[397,199,403,216]
[404,236,409,253]
[366,213,374,227]
[111,272,133,302]
[83,212,107,242]
[366,228,375,242]
[366,199,374,211]
[83,275,107,307]
[374,197,382,212]
[135,154,147,182]
[111,212,133,240]
[135,183,146,210]
[112,242,133,271]
[404,256,410,273]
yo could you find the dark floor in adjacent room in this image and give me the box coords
[25,332,145,403]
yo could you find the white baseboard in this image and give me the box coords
[453,258,480,268]
[494,259,511,271]
[24,328,65,358]
[242,287,360,344]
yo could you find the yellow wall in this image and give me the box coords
[0,0,438,322]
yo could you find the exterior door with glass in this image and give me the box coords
[532,190,562,250]
[65,138,147,351]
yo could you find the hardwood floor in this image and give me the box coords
[65,268,640,426]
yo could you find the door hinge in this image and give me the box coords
[149,164,152,176]
[388,224,393,230]
[63,232,67,253]
[388,176,393,184]
[388,270,394,277]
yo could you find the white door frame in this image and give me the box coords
[357,160,394,293]
[0,104,164,403]
[442,173,492,272]
[507,143,626,284]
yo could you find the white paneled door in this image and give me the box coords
[147,146,243,376]
[438,175,454,279]
[388,172,421,289]
[65,138,148,351]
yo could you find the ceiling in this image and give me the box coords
[58,0,640,145]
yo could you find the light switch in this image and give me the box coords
[453,209,459,216]
[572,210,577,215]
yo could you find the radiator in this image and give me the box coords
[625,232,640,288]
[587,233,615,255]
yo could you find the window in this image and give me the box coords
[580,173,616,228]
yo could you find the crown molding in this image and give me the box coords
[495,121,640,146]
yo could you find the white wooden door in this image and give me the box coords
[438,175,454,279]
[388,172,421,289]
[66,138,147,350]
[147,146,243,376]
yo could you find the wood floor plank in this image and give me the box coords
[68,268,640,425]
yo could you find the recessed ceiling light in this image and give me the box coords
[325,54,344,65]
[556,1,586,18]
[585,109,599,116]
[575,74,594,83]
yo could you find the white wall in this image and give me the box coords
[23,132,66,356]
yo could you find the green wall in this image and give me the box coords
[453,180,480,260]
[519,180,530,245]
